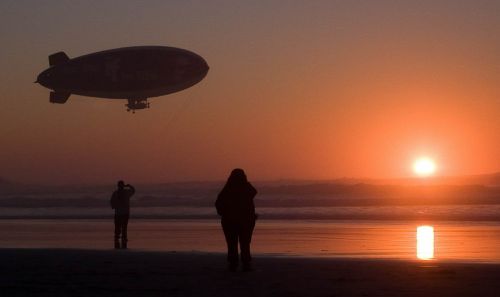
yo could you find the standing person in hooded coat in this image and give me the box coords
[215,168,257,271]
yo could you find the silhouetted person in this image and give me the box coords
[110,180,135,249]
[215,169,257,271]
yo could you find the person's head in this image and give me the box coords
[117,180,125,190]
[227,168,247,185]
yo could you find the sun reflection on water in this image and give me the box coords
[417,225,435,260]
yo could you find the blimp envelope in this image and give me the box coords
[36,46,209,112]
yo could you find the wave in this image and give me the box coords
[2,205,500,221]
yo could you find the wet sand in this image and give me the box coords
[2,248,500,297]
[2,219,500,262]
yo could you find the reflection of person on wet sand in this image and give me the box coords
[215,169,257,271]
[110,180,135,249]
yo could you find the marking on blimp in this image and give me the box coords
[82,64,99,73]
[136,70,158,81]
[105,58,121,82]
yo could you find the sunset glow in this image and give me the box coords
[0,1,498,185]
[413,157,436,177]
[417,226,435,260]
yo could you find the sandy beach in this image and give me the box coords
[2,248,500,297]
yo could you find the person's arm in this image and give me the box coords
[248,183,257,198]
[126,184,135,194]
[215,190,226,216]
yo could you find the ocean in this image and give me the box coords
[2,204,500,221]
[1,182,499,262]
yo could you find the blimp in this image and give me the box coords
[36,46,209,112]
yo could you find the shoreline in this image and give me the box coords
[3,219,500,263]
[2,248,500,297]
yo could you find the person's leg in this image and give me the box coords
[221,219,239,270]
[239,219,256,270]
[121,214,129,249]
[114,214,121,249]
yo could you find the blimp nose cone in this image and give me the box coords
[203,61,209,75]
[197,56,209,76]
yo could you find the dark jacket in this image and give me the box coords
[111,187,135,215]
[215,181,257,222]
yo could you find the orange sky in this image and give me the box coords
[0,1,498,184]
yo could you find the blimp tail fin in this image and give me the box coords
[50,91,71,104]
[49,52,69,66]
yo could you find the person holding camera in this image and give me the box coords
[110,180,135,249]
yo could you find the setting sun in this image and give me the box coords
[413,157,436,177]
